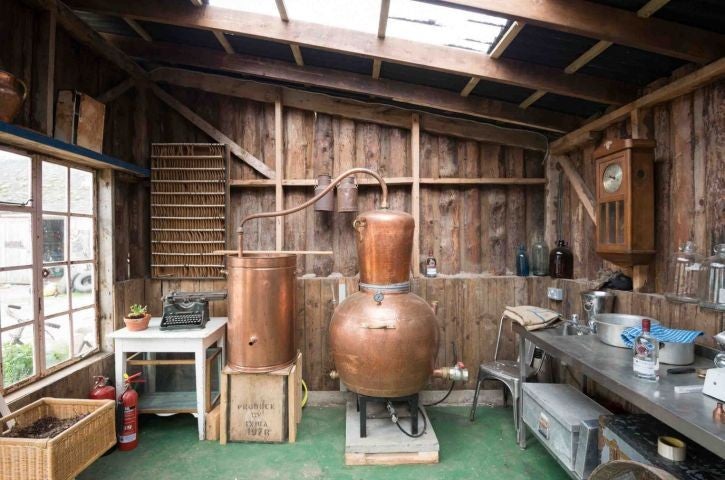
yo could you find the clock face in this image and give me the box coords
[603,163,623,193]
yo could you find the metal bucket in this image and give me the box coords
[226,253,297,372]
[314,174,334,211]
[581,290,615,326]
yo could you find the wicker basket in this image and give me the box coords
[590,460,678,480]
[0,398,116,480]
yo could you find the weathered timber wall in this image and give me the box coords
[558,78,724,291]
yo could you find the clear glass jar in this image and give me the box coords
[665,241,703,304]
[531,239,549,276]
[699,244,725,312]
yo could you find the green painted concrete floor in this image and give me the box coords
[79,406,568,480]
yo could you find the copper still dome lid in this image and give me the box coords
[354,209,414,286]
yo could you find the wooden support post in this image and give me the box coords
[97,169,115,351]
[544,155,560,248]
[411,113,421,274]
[31,10,56,135]
[275,99,284,251]
[556,154,596,224]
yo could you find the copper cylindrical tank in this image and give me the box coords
[354,209,414,285]
[226,253,297,372]
[330,208,440,397]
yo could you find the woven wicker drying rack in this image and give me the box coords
[150,143,228,279]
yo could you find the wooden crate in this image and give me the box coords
[220,352,302,444]
[54,90,106,152]
[0,398,116,480]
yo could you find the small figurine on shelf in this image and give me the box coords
[515,245,529,277]
[425,249,437,278]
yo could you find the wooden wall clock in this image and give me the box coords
[594,139,656,266]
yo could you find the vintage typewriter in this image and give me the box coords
[160,291,227,331]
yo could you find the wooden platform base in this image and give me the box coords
[344,400,439,466]
[345,450,439,466]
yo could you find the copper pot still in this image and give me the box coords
[226,253,297,372]
[0,70,28,123]
[330,209,444,398]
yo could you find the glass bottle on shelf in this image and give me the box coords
[549,240,573,279]
[515,245,529,277]
[425,249,438,278]
[665,241,703,304]
[698,244,725,312]
[633,318,659,381]
[531,238,549,276]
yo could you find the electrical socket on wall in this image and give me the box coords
[547,287,564,301]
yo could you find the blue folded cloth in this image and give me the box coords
[621,325,703,348]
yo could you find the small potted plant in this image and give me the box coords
[124,304,150,331]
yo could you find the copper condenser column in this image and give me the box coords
[226,253,297,372]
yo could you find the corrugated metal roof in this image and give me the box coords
[299,47,373,75]
[589,0,725,33]
[75,10,136,37]
[225,35,296,63]
[380,63,469,93]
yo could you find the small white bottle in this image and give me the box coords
[633,318,659,381]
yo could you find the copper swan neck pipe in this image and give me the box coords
[237,168,389,257]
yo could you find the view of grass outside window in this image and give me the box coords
[0,150,98,391]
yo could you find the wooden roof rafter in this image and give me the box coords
[22,0,276,179]
[429,0,723,63]
[518,0,672,110]
[65,0,637,106]
[107,33,581,133]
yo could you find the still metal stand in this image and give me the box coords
[357,393,420,438]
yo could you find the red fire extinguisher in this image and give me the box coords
[118,372,143,451]
[89,376,116,401]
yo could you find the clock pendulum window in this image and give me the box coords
[594,139,656,267]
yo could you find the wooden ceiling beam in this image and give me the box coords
[378,0,391,39]
[22,0,274,179]
[290,44,304,66]
[109,34,581,132]
[66,0,636,105]
[150,67,548,151]
[550,56,725,153]
[123,17,152,42]
[489,20,525,59]
[212,30,234,54]
[521,0,669,108]
[372,59,382,79]
[428,0,723,63]
[275,0,289,22]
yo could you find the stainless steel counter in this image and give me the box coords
[514,323,725,459]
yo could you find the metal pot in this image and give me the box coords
[658,341,694,365]
[580,290,615,327]
[0,70,27,123]
[592,314,660,349]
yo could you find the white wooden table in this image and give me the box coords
[108,317,227,440]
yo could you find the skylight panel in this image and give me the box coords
[207,0,279,17]
[284,0,380,35]
[387,0,508,53]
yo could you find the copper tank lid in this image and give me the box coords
[354,209,413,285]
[226,252,297,268]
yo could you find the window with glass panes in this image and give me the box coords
[0,149,98,393]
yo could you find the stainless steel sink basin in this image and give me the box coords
[555,323,592,336]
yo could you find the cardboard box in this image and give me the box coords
[54,90,106,152]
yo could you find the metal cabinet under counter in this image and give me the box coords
[513,323,725,459]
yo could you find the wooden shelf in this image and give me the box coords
[0,120,149,177]
[229,177,545,188]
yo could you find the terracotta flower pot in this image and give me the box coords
[124,313,151,332]
[0,70,28,123]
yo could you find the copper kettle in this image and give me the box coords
[0,70,28,123]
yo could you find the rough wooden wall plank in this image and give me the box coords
[481,145,507,275]
[303,279,321,389]
[438,137,460,274]
[308,113,334,276]
[332,117,357,276]
[461,141,481,273]
[505,148,526,275]
[320,278,336,390]
[704,82,725,251]
[670,94,695,253]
